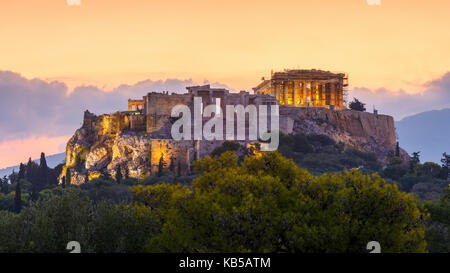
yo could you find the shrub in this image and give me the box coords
[132,151,427,253]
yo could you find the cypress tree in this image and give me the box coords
[8,171,18,185]
[66,168,72,186]
[158,154,166,177]
[169,157,175,173]
[38,152,48,189]
[410,151,420,173]
[124,167,129,180]
[115,166,122,184]
[0,176,7,194]
[441,153,450,180]
[14,181,22,213]
[101,170,111,180]
[26,157,34,182]
[26,157,39,198]
[18,163,26,181]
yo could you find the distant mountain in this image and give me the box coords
[396,108,450,164]
[0,152,66,178]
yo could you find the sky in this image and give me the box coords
[1,0,450,168]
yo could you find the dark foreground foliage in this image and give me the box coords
[0,152,432,253]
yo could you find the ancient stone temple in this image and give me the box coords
[126,84,278,135]
[253,69,348,109]
[127,99,144,112]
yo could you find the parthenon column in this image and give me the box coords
[330,83,336,107]
[311,81,315,106]
[275,82,280,101]
[293,81,298,106]
[278,82,282,104]
[279,82,284,104]
[322,83,326,106]
[284,81,289,105]
[302,81,307,105]
[329,82,335,107]
[338,83,342,106]
[317,83,322,106]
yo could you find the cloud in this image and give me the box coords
[0,70,235,143]
[2,69,450,145]
[351,72,450,120]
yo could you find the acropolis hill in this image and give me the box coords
[62,69,404,185]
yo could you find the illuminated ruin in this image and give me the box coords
[127,99,144,112]
[253,69,348,109]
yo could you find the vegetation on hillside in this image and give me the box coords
[0,135,449,253]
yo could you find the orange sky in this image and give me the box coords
[1,0,450,168]
[1,0,450,91]
[0,136,70,168]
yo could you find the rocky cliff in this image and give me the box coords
[62,107,405,185]
[280,107,407,162]
[63,110,219,185]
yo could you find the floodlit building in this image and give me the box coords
[253,69,348,109]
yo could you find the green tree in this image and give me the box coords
[26,158,40,201]
[124,167,129,180]
[115,166,122,184]
[22,190,93,253]
[441,153,450,180]
[211,141,241,157]
[349,98,366,112]
[14,181,22,213]
[38,152,48,190]
[90,201,158,253]
[395,142,400,157]
[26,157,38,183]
[157,154,167,177]
[131,151,427,253]
[416,162,441,178]
[18,163,26,182]
[410,151,420,172]
[0,176,8,195]
[0,210,26,252]
[424,188,450,252]
[0,190,159,253]
[169,156,175,173]
[384,156,408,180]
[66,168,72,187]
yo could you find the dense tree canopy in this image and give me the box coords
[0,148,446,253]
[131,151,427,253]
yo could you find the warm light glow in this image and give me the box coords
[0,0,449,91]
[0,136,69,169]
[88,171,102,181]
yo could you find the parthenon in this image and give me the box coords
[253,69,348,110]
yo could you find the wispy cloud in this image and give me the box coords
[0,70,235,143]
[351,72,450,120]
[1,70,450,168]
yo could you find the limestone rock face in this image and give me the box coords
[108,133,152,178]
[63,130,153,184]
[60,111,197,184]
[279,107,404,162]
[62,107,405,185]
[85,146,109,170]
